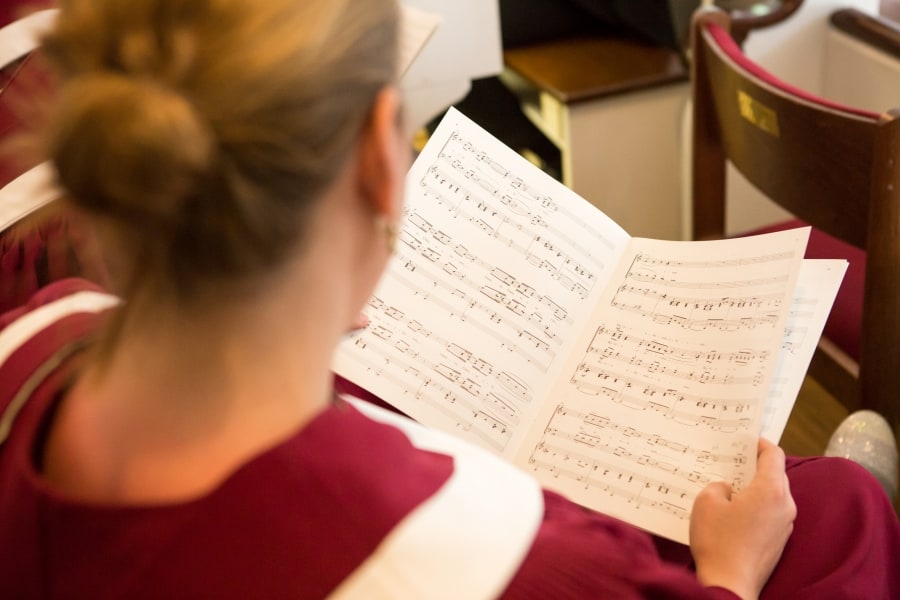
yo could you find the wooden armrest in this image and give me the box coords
[722,0,804,45]
[830,8,900,61]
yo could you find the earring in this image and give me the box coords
[383,220,399,254]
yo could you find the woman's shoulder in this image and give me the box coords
[0,279,116,417]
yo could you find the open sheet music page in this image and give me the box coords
[333,108,841,543]
[335,107,632,459]
[511,229,806,542]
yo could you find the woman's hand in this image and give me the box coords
[689,438,797,600]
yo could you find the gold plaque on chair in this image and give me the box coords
[737,90,781,137]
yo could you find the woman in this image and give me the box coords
[0,0,897,597]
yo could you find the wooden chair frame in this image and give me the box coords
[690,7,900,428]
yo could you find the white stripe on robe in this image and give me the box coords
[330,396,544,600]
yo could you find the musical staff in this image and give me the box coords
[610,252,793,331]
[524,402,753,522]
[575,324,768,395]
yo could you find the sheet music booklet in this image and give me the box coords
[333,107,846,543]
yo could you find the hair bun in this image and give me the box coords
[48,71,213,228]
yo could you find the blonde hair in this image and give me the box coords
[41,0,399,301]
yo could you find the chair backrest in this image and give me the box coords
[0,4,110,314]
[0,6,60,227]
[690,6,900,428]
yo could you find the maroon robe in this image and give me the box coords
[1,279,898,599]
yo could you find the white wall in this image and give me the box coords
[822,23,900,112]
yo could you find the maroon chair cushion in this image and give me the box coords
[744,219,864,361]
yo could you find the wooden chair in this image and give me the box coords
[690,6,900,430]
[0,4,109,314]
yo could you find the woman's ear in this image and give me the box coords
[356,86,407,221]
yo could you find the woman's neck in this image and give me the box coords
[41,166,390,504]
[42,261,349,504]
